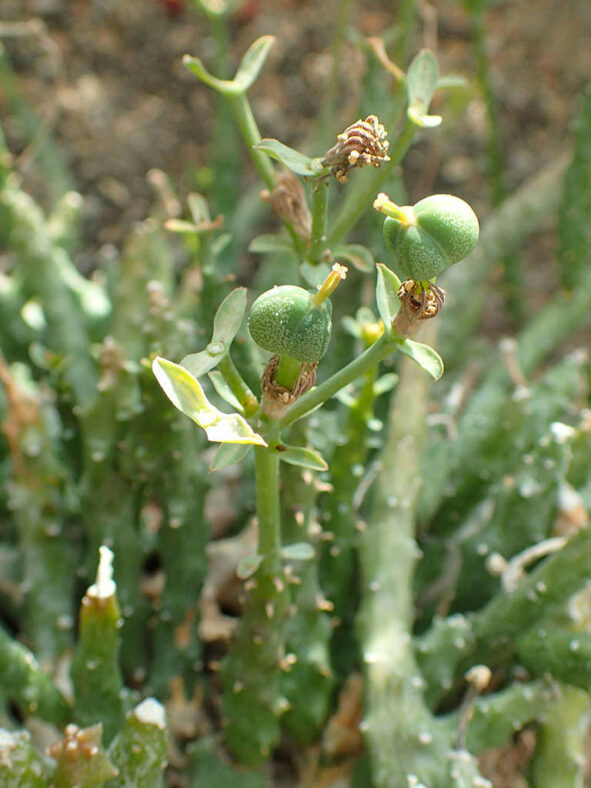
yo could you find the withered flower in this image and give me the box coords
[321,115,390,183]
[261,171,312,240]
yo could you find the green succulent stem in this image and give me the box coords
[279,331,394,429]
[308,182,329,264]
[273,354,304,391]
[226,92,304,254]
[217,354,259,416]
[254,441,281,572]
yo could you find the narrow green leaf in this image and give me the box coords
[210,443,252,472]
[397,338,444,380]
[281,543,315,561]
[208,370,243,412]
[181,349,220,379]
[253,139,324,177]
[212,287,247,346]
[249,234,296,255]
[437,74,467,90]
[275,444,328,471]
[233,36,276,92]
[333,243,375,272]
[237,554,264,580]
[188,193,211,224]
[153,357,267,445]
[376,263,401,328]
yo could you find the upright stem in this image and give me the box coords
[308,182,329,264]
[254,443,281,574]
[227,92,305,254]
[227,92,275,189]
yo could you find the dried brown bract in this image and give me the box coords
[322,115,390,183]
[261,171,312,239]
[260,354,317,420]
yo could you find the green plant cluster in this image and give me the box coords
[0,5,590,787]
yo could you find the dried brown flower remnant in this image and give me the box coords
[261,171,312,239]
[322,115,390,183]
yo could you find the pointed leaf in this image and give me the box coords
[253,139,324,177]
[373,372,398,396]
[210,443,252,471]
[208,370,243,412]
[237,554,264,580]
[180,349,220,379]
[249,234,295,255]
[212,287,247,346]
[233,36,275,92]
[397,338,444,380]
[376,263,401,328]
[152,357,267,445]
[333,244,374,273]
[281,543,315,561]
[275,444,328,471]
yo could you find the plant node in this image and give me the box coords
[260,355,317,420]
[397,279,446,321]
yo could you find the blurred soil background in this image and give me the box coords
[1,0,590,300]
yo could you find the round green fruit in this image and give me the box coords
[383,194,479,281]
[248,285,332,364]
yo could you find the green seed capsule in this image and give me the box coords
[248,285,332,364]
[382,194,479,281]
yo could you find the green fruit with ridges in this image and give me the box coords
[248,285,332,364]
[383,194,479,281]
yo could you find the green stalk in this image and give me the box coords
[227,92,275,189]
[220,439,289,765]
[316,0,355,148]
[217,354,259,416]
[307,182,329,264]
[71,547,124,745]
[280,332,394,428]
[358,329,449,787]
[530,685,591,787]
[0,624,69,726]
[226,92,304,253]
[326,118,415,246]
[0,729,55,787]
[107,699,168,788]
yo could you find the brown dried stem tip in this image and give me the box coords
[321,115,390,183]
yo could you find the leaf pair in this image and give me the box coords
[184,36,275,96]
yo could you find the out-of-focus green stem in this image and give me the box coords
[416,526,591,708]
[326,118,415,245]
[107,698,168,787]
[358,328,448,786]
[530,685,591,787]
[71,547,124,745]
[0,624,70,725]
[0,729,56,787]
[307,182,329,264]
